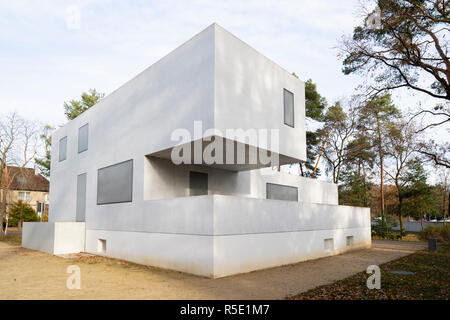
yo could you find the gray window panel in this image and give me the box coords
[78,123,89,153]
[266,183,298,201]
[189,171,208,196]
[76,173,87,222]
[59,136,67,162]
[97,160,133,205]
[284,89,294,127]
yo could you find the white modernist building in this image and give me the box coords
[23,24,371,278]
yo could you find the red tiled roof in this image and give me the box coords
[3,166,49,192]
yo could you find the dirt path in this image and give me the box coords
[0,240,426,300]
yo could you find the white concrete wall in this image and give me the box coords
[250,168,338,205]
[85,226,371,279]
[49,23,308,223]
[22,222,85,255]
[213,227,371,277]
[83,195,370,277]
[22,222,55,254]
[143,157,251,200]
[144,157,337,205]
[53,222,86,254]
[49,24,216,222]
[85,229,214,277]
[214,24,306,162]
[212,196,368,235]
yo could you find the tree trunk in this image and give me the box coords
[336,162,343,184]
[376,117,386,230]
[4,216,8,235]
[299,163,304,177]
[0,187,6,235]
[398,196,403,237]
[420,208,424,231]
[446,192,450,227]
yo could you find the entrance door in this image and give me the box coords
[76,173,87,222]
[189,171,208,196]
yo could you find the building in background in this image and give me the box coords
[2,166,49,220]
[23,24,371,278]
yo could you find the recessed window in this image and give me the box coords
[59,136,67,162]
[97,239,106,253]
[324,238,334,253]
[97,159,133,205]
[346,236,354,247]
[283,88,294,127]
[78,123,89,153]
[266,183,298,201]
[189,171,208,196]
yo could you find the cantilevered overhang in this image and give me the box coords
[149,136,301,171]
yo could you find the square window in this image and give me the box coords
[97,239,106,253]
[97,159,133,205]
[324,238,334,253]
[78,123,89,153]
[346,236,354,247]
[284,89,294,127]
[59,136,67,162]
[18,192,30,201]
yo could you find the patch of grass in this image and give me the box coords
[0,235,22,246]
[418,225,450,244]
[372,232,422,242]
[287,244,450,300]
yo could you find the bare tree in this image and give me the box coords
[357,94,401,222]
[340,0,450,166]
[320,99,358,184]
[384,120,424,234]
[341,0,450,100]
[0,112,40,235]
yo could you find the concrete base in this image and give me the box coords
[22,222,85,255]
[23,195,371,278]
[85,227,371,278]
[82,195,371,278]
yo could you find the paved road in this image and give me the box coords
[0,240,426,300]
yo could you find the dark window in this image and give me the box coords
[266,183,298,201]
[78,123,89,153]
[59,136,67,162]
[284,89,294,127]
[97,160,133,205]
[189,171,208,196]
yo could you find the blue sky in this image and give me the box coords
[1,0,369,126]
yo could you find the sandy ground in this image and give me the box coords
[0,240,426,300]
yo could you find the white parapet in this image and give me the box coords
[84,195,371,278]
[22,222,85,255]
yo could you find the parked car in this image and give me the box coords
[430,219,438,223]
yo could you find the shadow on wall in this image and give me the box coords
[143,156,251,200]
